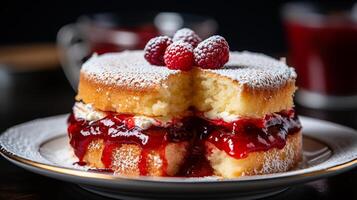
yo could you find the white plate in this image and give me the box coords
[1,114,356,200]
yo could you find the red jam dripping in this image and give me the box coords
[67,113,192,176]
[198,110,301,159]
[101,141,122,168]
[67,109,301,177]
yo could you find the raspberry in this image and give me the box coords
[194,35,230,69]
[164,41,194,71]
[144,36,172,65]
[173,28,202,47]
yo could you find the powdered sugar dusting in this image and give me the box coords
[194,35,229,69]
[82,51,180,89]
[144,36,172,65]
[258,138,297,175]
[209,51,297,89]
[112,146,140,174]
[82,50,295,89]
[173,28,202,47]
[168,40,194,51]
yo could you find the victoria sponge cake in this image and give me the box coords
[67,29,302,178]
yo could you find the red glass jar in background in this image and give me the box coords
[283,3,357,109]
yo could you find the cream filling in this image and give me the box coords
[73,102,106,121]
[203,110,240,122]
[73,102,181,130]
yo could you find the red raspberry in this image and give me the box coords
[194,35,230,69]
[164,41,194,71]
[173,28,202,47]
[144,36,172,65]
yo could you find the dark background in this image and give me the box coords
[2,0,354,54]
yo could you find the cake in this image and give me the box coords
[67,29,302,178]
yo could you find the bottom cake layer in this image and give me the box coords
[71,131,302,178]
[81,140,190,176]
[206,130,302,178]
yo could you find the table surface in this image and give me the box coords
[0,67,356,200]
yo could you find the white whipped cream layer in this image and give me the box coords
[73,102,106,121]
[73,102,180,130]
[203,110,240,122]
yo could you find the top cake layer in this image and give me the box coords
[81,50,296,90]
[77,51,296,118]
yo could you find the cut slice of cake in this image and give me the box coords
[193,52,296,118]
[193,52,301,178]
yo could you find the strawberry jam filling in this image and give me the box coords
[67,113,193,175]
[67,109,301,177]
[197,110,301,159]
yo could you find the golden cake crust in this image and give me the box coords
[206,130,302,178]
[77,51,297,118]
[77,72,192,117]
[82,139,190,176]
